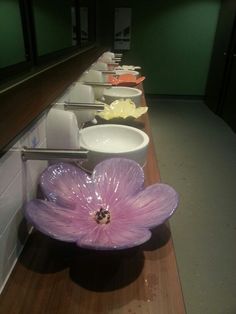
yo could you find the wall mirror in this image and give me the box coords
[0,0,31,80]
[0,0,97,85]
[78,0,96,47]
[0,0,99,156]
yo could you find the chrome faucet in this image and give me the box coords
[63,101,104,111]
[22,147,88,161]
[53,101,105,111]
[114,53,123,58]
[52,101,105,129]
[82,82,112,87]
[112,58,122,62]
[98,70,116,74]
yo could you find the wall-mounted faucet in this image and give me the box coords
[112,58,121,62]
[107,63,119,67]
[53,101,105,112]
[63,101,104,111]
[22,147,88,161]
[99,70,116,74]
[82,82,112,87]
[46,103,104,150]
[63,101,105,127]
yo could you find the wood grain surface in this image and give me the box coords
[0,86,186,314]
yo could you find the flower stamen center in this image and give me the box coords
[95,208,111,224]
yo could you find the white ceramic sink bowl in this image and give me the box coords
[103,86,142,107]
[79,124,149,171]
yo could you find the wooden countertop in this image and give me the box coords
[0,89,186,314]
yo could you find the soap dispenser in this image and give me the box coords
[46,108,79,149]
[67,82,100,127]
[78,70,108,100]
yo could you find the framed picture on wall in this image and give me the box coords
[114,8,131,50]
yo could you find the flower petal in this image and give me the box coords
[76,222,151,250]
[40,163,95,209]
[92,158,144,209]
[25,199,84,242]
[124,183,179,228]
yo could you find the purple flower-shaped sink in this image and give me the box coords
[25,158,178,250]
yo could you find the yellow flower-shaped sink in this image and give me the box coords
[97,99,148,121]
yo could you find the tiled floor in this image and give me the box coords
[148,97,236,314]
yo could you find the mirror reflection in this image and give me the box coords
[0,0,96,83]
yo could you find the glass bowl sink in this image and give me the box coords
[79,124,149,171]
[25,158,179,250]
[103,86,142,106]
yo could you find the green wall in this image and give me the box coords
[0,0,26,68]
[33,0,73,56]
[124,0,221,95]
